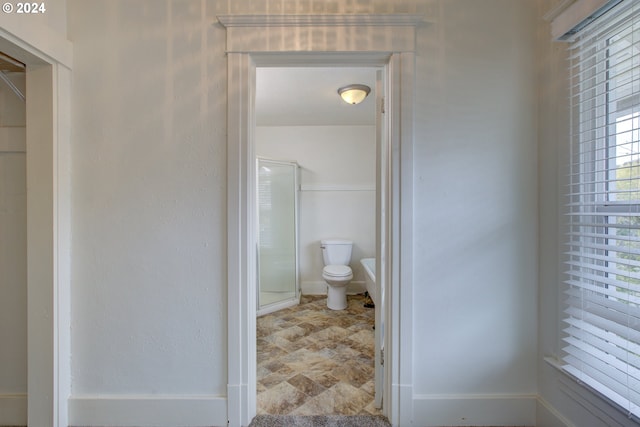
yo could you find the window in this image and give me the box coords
[565,0,640,418]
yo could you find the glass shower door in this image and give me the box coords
[257,158,299,315]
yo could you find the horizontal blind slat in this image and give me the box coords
[562,364,640,416]
[565,294,640,327]
[565,0,639,417]
[566,230,640,245]
[565,285,640,317]
[563,340,640,391]
[566,249,640,268]
[565,306,640,347]
[563,353,640,405]
[564,326,640,373]
[565,265,640,294]
[565,276,640,298]
[563,317,640,355]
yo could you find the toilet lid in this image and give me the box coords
[323,265,352,277]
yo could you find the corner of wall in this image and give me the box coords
[537,395,574,427]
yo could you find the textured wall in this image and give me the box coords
[68,1,228,395]
[412,0,539,400]
[67,0,541,425]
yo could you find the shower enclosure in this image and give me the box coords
[256,158,300,315]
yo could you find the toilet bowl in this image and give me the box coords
[321,239,353,310]
[322,265,353,310]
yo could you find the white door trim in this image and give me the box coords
[221,14,417,427]
[0,20,72,427]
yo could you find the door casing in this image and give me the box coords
[0,22,72,427]
[220,14,418,427]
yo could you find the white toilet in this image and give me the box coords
[321,239,353,310]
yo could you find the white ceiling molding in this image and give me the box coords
[550,0,619,40]
[217,14,424,53]
[217,14,424,27]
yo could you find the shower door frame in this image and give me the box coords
[256,157,300,316]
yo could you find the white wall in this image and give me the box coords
[0,71,26,425]
[65,1,548,426]
[256,125,376,294]
[412,1,539,425]
[0,0,66,36]
[67,2,229,424]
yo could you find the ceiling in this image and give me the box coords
[255,67,377,126]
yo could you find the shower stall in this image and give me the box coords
[256,158,300,316]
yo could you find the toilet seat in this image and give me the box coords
[323,265,352,278]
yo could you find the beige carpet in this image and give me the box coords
[248,414,391,426]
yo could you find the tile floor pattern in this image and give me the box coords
[257,294,380,416]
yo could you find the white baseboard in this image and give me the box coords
[301,280,366,296]
[412,394,537,426]
[0,393,27,425]
[68,395,227,427]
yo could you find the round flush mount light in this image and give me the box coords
[337,84,371,105]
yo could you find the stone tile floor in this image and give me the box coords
[257,294,379,416]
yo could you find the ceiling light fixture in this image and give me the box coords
[337,84,371,105]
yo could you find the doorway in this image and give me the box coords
[225,52,414,427]
[221,13,420,427]
[0,30,72,427]
[254,65,382,414]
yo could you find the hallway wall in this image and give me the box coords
[66,1,541,426]
[68,0,228,401]
[411,1,539,424]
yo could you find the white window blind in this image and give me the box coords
[566,0,640,419]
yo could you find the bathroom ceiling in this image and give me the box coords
[256,67,377,127]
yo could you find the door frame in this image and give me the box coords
[0,19,72,427]
[220,14,418,427]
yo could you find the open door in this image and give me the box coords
[374,69,387,409]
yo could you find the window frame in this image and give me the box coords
[564,0,640,420]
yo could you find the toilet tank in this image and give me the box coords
[321,239,353,266]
